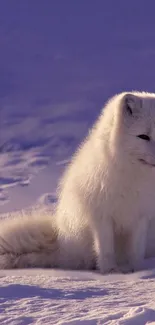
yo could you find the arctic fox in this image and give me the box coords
[1,91,155,273]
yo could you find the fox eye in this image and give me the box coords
[137,134,150,141]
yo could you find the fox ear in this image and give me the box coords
[123,93,142,117]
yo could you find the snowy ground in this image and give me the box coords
[1,266,155,325]
[1,1,155,324]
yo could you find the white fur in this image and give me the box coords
[0,213,58,268]
[56,91,155,273]
[1,91,155,273]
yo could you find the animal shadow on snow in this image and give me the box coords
[0,284,108,301]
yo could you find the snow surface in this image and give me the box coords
[1,1,155,324]
[1,266,155,324]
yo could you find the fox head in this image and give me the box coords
[109,92,155,167]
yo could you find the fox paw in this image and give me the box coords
[98,259,119,274]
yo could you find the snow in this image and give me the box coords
[1,1,155,324]
[1,266,155,324]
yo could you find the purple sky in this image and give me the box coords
[0,1,155,109]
